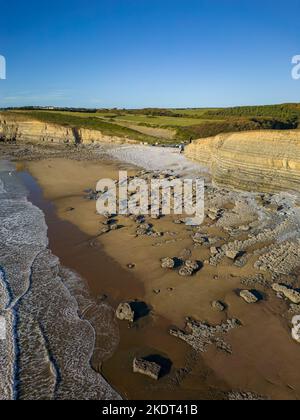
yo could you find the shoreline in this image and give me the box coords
[2,141,300,399]
[0,160,121,400]
[20,160,224,400]
[24,148,300,400]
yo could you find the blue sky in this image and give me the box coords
[0,0,299,108]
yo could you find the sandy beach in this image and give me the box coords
[18,144,300,400]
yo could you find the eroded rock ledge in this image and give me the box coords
[0,113,137,145]
[0,161,120,400]
[185,130,300,193]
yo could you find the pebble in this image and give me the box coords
[240,290,259,304]
[212,300,226,312]
[161,257,175,269]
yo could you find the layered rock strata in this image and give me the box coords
[0,114,137,145]
[185,130,300,193]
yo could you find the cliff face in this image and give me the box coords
[0,114,137,145]
[185,130,300,193]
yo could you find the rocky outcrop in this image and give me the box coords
[133,358,161,380]
[0,113,138,145]
[240,290,259,304]
[170,318,241,354]
[272,283,300,304]
[185,130,300,193]
[292,316,300,344]
[116,302,135,323]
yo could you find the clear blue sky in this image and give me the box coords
[0,0,299,108]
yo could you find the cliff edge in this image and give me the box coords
[185,130,300,193]
[0,113,138,145]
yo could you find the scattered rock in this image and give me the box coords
[65,207,75,212]
[170,318,240,353]
[110,224,120,231]
[178,261,199,277]
[136,226,149,236]
[150,231,163,238]
[210,246,220,256]
[174,219,184,225]
[153,289,161,295]
[185,260,200,271]
[234,254,249,268]
[272,283,300,304]
[130,215,145,224]
[133,358,161,380]
[100,226,110,234]
[116,302,135,322]
[241,274,269,289]
[227,391,266,401]
[192,233,209,245]
[240,290,259,304]
[151,214,160,220]
[225,249,241,260]
[161,257,176,269]
[212,300,226,312]
[126,263,135,269]
[179,266,194,277]
[292,316,300,344]
[136,223,153,236]
[289,304,300,315]
[207,212,218,221]
[140,223,151,230]
[85,190,99,200]
[207,208,223,221]
[239,225,251,232]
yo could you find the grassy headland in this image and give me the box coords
[3,103,300,144]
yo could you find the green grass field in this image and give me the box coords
[112,114,214,127]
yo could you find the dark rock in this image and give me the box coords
[133,358,162,380]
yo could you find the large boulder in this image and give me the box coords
[226,249,241,260]
[161,257,175,269]
[178,260,200,277]
[240,290,258,304]
[272,283,300,304]
[212,300,226,312]
[116,302,135,323]
[133,358,161,380]
[292,316,300,344]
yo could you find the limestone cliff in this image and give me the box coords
[0,113,138,145]
[185,130,300,193]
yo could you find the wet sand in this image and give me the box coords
[21,157,300,400]
[18,166,227,400]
